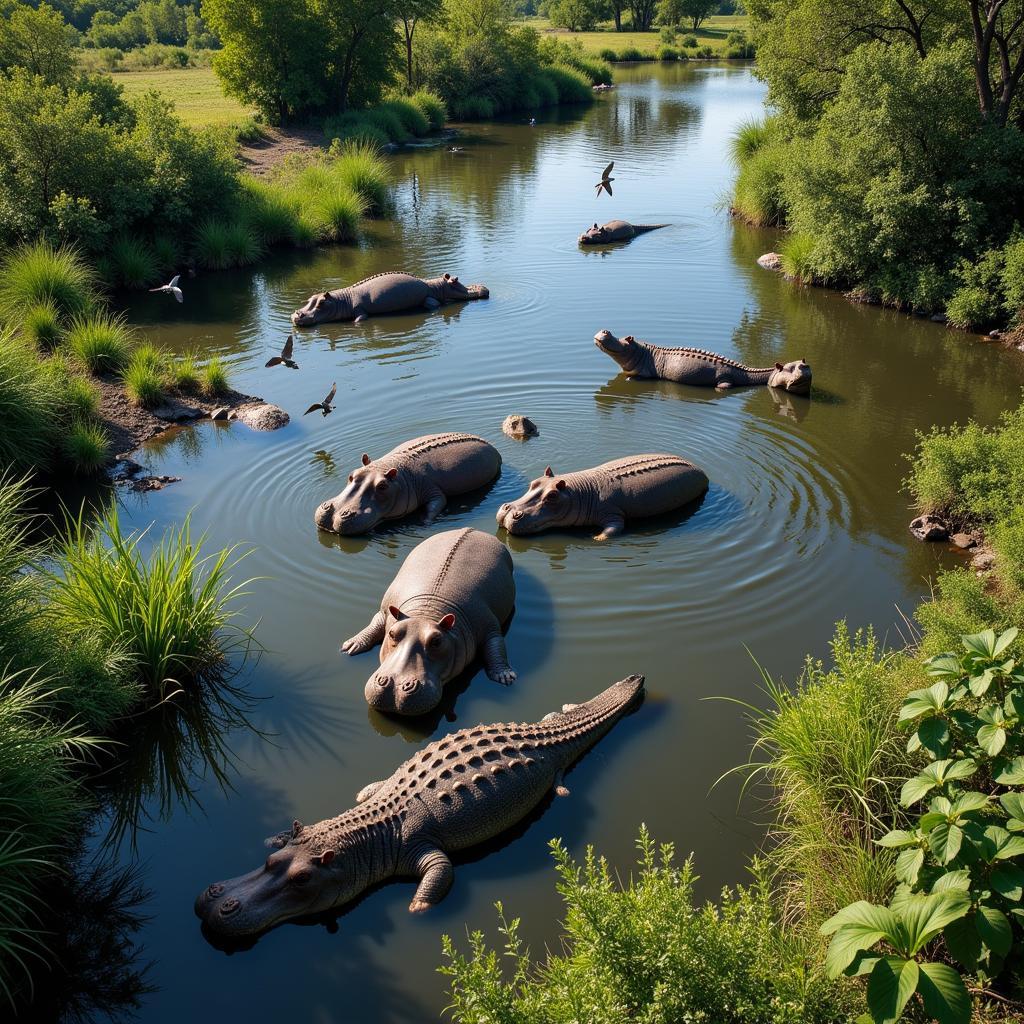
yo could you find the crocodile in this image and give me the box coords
[315,433,501,535]
[578,220,668,245]
[342,528,516,715]
[195,674,645,937]
[291,271,489,326]
[497,454,708,540]
[594,329,812,393]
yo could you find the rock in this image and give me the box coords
[989,329,1002,339]
[151,398,204,422]
[950,532,977,550]
[123,474,181,493]
[971,548,995,571]
[757,252,783,272]
[502,414,539,439]
[210,406,231,421]
[111,457,145,481]
[234,402,290,431]
[909,514,949,542]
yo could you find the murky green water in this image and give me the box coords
[89,62,1024,1022]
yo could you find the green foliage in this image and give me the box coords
[731,140,788,226]
[1002,238,1024,326]
[326,140,391,216]
[63,372,100,421]
[64,311,133,374]
[64,419,111,474]
[201,355,229,397]
[0,333,65,472]
[107,235,159,289]
[121,343,166,408]
[410,88,447,129]
[0,241,96,324]
[657,45,679,60]
[0,1,76,87]
[547,0,604,32]
[618,45,645,60]
[656,0,717,31]
[598,46,617,61]
[441,828,850,1024]
[780,232,818,283]
[169,349,200,392]
[380,95,431,136]
[21,302,62,350]
[193,218,265,270]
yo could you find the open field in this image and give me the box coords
[524,14,751,56]
[113,66,254,127]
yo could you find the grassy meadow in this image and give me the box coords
[526,15,751,57]
[113,66,254,127]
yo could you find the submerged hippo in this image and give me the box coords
[578,220,667,245]
[194,675,644,936]
[292,272,489,326]
[594,330,812,393]
[341,528,516,716]
[497,455,708,541]
[315,433,501,535]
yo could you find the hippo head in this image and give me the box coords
[434,273,489,302]
[502,414,539,439]
[767,358,812,394]
[195,825,364,938]
[578,222,609,245]
[292,291,336,326]
[314,454,401,535]
[365,607,457,715]
[593,329,645,373]
[497,467,573,535]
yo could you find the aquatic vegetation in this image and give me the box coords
[0,332,66,472]
[201,355,229,397]
[441,828,851,1024]
[0,242,96,325]
[779,232,819,284]
[309,189,366,243]
[379,96,430,137]
[329,141,390,217]
[729,115,777,166]
[169,349,201,392]
[64,312,133,374]
[541,64,594,105]
[121,343,167,408]
[151,235,180,274]
[64,421,111,474]
[108,236,159,289]
[193,218,266,270]
[21,302,62,349]
[410,89,447,130]
[237,178,298,246]
[731,142,788,227]
[658,45,680,60]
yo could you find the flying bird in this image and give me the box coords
[304,382,337,417]
[265,334,299,369]
[150,274,183,303]
[594,161,614,198]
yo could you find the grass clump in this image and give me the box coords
[731,142,788,227]
[108,237,159,289]
[121,343,166,408]
[64,421,111,474]
[22,302,62,350]
[0,333,66,472]
[63,374,100,421]
[441,827,850,1024]
[658,45,680,61]
[779,232,818,283]
[193,219,266,270]
[410,89,447,130]
[64,312,133,374]
[169,350,201,392]
[0,242,96,325]
[541,64,596,104]
[380,96,430,137]
[201,356,229,397]
[328,141,390,217]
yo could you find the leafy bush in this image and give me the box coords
[64,312,133,374]
[442,828,851,1024]
[410,89,447,130]
[658,45,679,60]
[681,34,698,47]
[64,420,110,474]
[0,242,96,324]
[946,286,1000,331]
[1001,237,1024,326]
[618,46,645,60]
[696,45,715,57]
[598,47,617,62]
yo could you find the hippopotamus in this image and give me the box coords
[594,330,812,393]
[291,272,489,326]
[578,220,667,245]
[497,455,708,541]
[341,528,516,715]
[315,433,501,535]
[194,675,644,936]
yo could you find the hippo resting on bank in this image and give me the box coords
[594,330,812,393]
[497,455,708,541]
[342,528,516,716]
[578,220,667,245]
[315,433,500,535]
[195,675,644,935]
[292,272,489,326]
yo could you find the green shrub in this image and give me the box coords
[323,111,393,148]
[380,97,430,137]
[780,232,819,283]
[64,374,100,420]
[1001,237,1024,326]
[946,285,1000,330]
[618,46,645,61]
[330,141,389,217]
[732,143,789,227]
[64,312,132,374]
[598,47,617,62]
[658,45,679,61]
[453,94,495,120]
[151,235,180,274]
[201,356,229,397]
[696,45,715,57]
[541,64,593,105]
[22,302,62,349]
[681,34,698,47]
[363,106,408,143]
[64,420,110,474]
[0,242,96,325]
[194,219,265,270]
[108,236,159,289]
[410,89,447,130]
[441,828,851,1024]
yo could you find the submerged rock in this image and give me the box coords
[234,402,290,431]
[909,514,949,542]
[151,399,204,422]
[950,532,979,550]
[757,252,783,272]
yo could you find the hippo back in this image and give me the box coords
[352,273,431,314]
[592,454,708,515]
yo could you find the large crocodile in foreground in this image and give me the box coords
[578,220,667,245]
[342,528,517,715]
[195,675,645,936]
[497,455,708,540]
[594,329,812,393]
[291,272,489,326]
[315,432,501,535]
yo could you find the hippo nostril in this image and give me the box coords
[207,883,225,898]
[375,675,393,689]
[400,679,419,693]
[220,898,240,916]
[512,510,523,520]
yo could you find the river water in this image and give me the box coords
[89,62,1024,1022]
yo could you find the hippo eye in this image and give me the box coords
[543,491,560,504]
[348,474,354,482]
[376,480,389,491]
[289,870,312,886]
[427,633,442,650]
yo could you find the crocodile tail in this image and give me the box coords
[632,224,668,234]
[568,674,645,724]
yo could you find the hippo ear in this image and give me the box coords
[452,275,459,283]
[437,613,456,631]
[361,453,371,466]
[775,362,783,371]
[316,849,335,867]
[555,479,567,491]
[388,605,405,621]
[623,335,634,344]
[544,466,554,477]
[443,273,450,280]
[384,467,398,480]
[292,819,304,837]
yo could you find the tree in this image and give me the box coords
[629,0,656,30]
[548,0,604,30]
[966,0,1024,126]
[609,0,624,29]
[0,2,77,88]
[397,0,441,91]
[656,0,716,29]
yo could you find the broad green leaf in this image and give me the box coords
[949,792,990,816]
[899,890,971,952]
[928,822,963,865]
[895,847,924,886]
[930,870,971,893]
[901,773,938,807]
[994,834,1024,859]
[820,900,898,936]
[1004,688,1024,720]
[969,668,995,697]
[963,629,997,658]
[999,792,1024,820]
[826,922,893,978]
[847,951,884,977]
[994,756,1024,785]
[867,957,918,1024]
[919,811,946,833]
[907,730,922,754]
[876,830,918,849]
[993,627,1019,656]
[978,723,1007,756]
[980,825,1024,861]
[944,759,978,781]
[929,796,953,815]
[917,962,972,1024]
[918,716,950,756]
[924,653,962,678]
[975,905,1012,956]
[900,682,949,722]
[943,915,982,970]
[990,863,1024,901]
[978,705,1006,724]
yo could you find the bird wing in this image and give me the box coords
[605,180,613,197]
[303,404,322,416]
[282,334,293,360]
[324,382,337,405]
[265,357,282,367]
[602,161,614,179]
[172,288,183,303]
[169,275,180,287]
